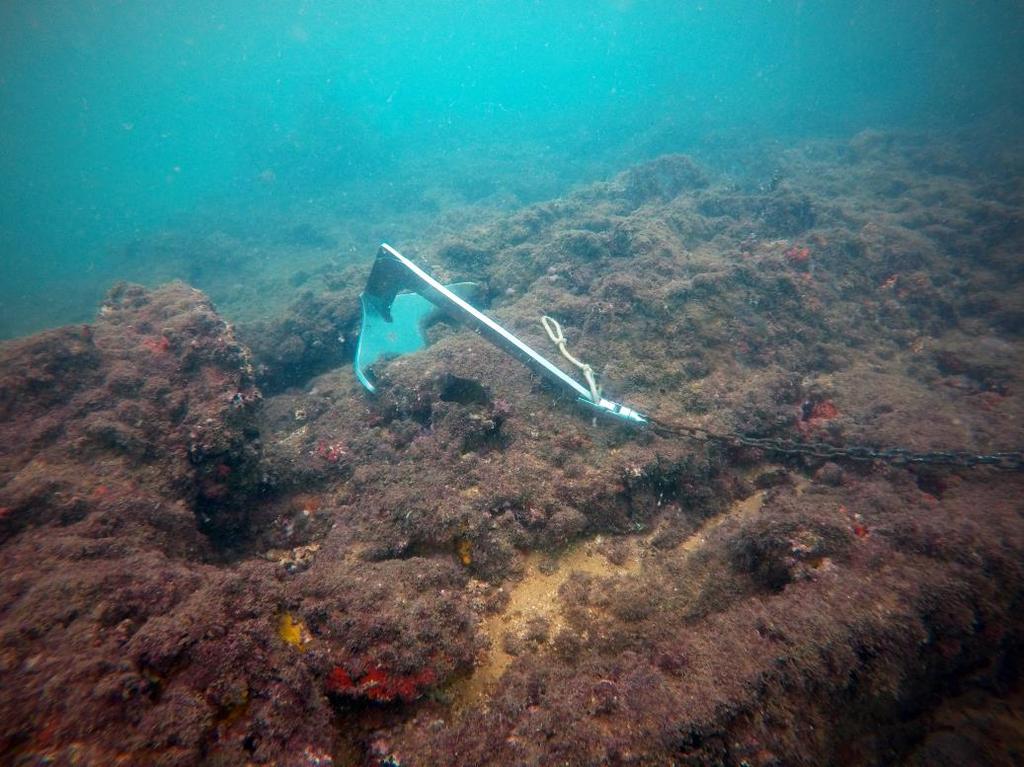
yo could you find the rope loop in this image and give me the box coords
[541,315,601,403]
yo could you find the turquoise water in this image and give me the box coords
[1,0,1021,338]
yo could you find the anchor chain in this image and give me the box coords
[646,416,1024,471]
[535,317,1022,470]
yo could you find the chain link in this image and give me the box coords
[647,417,1024,471]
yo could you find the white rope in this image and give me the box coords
[541,315,601,403]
